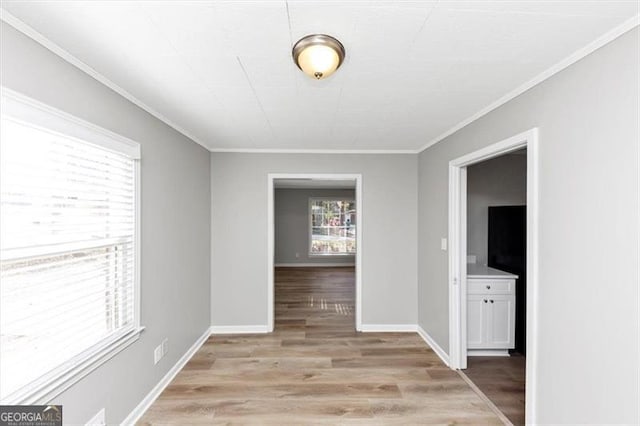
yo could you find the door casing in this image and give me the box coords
[448,128,539,423]
[267,173,363,331]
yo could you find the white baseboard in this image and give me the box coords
[417,325,450,367]
[275,263,355,267]
[360,325,452,369]
[121,327,211,425]
[210,325,270,334]
[359,324,417,332]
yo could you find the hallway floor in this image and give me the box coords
[464,354,526,425]
[139,267,502,424]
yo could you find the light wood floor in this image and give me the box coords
[464,355,526,425]
[139,267,503,424]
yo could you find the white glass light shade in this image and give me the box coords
[297,44,340,79]
[292,34,345,80]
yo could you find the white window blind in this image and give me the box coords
[0,91,140,403]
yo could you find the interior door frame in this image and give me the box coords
[267,173,363,332]
[448,128,539,423]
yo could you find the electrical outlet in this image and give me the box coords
[85,408,105,426]
[153,345,163,364]
[161,338,168,356]
[295,252,300,258]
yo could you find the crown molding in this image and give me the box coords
[209,147,419,154]
[418,14,640,153]
[0,9,211,151]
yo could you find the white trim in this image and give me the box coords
[267,176,275,332]
[448,161,465,369]
[85,408,106,426]
[209,325,270,334]
[1,87,140,158]
[268,173,363,332]
[419,15,640,153]
[458,370,514,426]
[121,327,210,426]
[210,148,418,154]
[450,129,538,167]
[134,160,142,332]
[339,323,453,368]
[4,327,144,405]
[416,325,450,367]
[525,128,540,426]
[275,263,355,267]
[360,324,417,332]
[448,128,539,424]
[355,176,363,331]
[0,10,208,152]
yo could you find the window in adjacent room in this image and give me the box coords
[309,198,356,255]
[0,91,142,404]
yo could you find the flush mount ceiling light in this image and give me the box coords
[292,34,345,80]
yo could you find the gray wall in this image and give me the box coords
[1,22,211,425]
[211,154,418,327]
[5,12,638,425]
[275,188,356,265]
[418,28,638,424]
[466,153,527,265]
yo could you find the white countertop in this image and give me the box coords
[467,264,518,279]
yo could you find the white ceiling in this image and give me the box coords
[1,1,638,152]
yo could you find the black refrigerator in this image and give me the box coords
[488,205,526,355]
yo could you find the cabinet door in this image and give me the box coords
[487,295,515,348]
[467,295,487,348]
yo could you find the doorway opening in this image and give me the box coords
[448,129,538,424]
[267,174,363,332]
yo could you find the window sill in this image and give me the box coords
[3,326,145,405]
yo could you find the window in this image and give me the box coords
[309,198,356,255]
[0,91,141,404]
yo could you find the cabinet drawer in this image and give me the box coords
[468,279,514,295]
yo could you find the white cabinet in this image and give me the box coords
[467,295,487,347]
[489,295,515,347]
[467,265,517,356]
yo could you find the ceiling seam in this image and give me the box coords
[145,8,220,100]
[412,0,440,46]
[236,56,276,140]
[285,1,293,48]
[329,87,344,143]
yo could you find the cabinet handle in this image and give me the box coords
[490,300,494,303]
[486,285,491,289]
[483,299,488,303]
